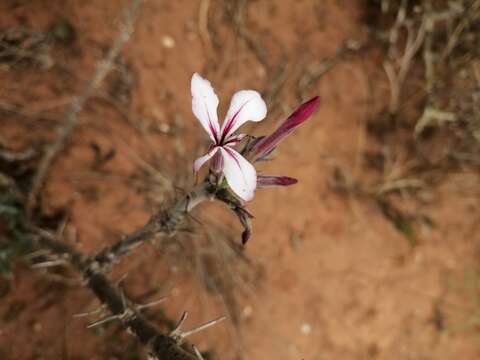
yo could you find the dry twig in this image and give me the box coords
[93,181,215,271]
[25,177,246,358]
[27,0,143,214]
[383,4,427,114]
[29,221,205,360]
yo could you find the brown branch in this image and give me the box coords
[93,181,215,270]
[27,179,230,358]
[30,227,199,360]
[25,176,247,357]
[383,1,427,115]
[27,0,143,215]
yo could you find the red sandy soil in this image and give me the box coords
[1,0,479,359]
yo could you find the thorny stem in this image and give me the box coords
[16,0,252,356]
[26,170,250,359]
[25,173,248,358]
[25,180,232,359]
[94,181,215,270]
[31,227,199,360]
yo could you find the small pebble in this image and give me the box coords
[33,322,42,332]
[158,123,170,134]
[162,35,175,49]
[242,305,253,319]
[300,323,311,335]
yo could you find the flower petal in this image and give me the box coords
[193,146,219,172]
[191,73,220,142]
[257,175,298,188]
[221,90,267,141]
[209,149,224,173]
[220,147,257,201]
[224,133,247,147]
[250,96,320,161]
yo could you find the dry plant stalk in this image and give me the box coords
[19,0,221,357]
[27,0,142,215]
[26,94,320,358]
[30,180,219,360]
[383,0,427,114]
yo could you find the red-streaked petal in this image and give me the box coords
[220,147,257,201]
[257,175,298,188]
[209,149,224,173]
[224,133,247,147]
[193,146,219,172]
[191,73,220,143]
[251,96,320,160]
[220,90,267,141]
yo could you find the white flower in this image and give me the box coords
[191,73,267,201]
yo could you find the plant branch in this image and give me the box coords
[93,181,215,270]
[27,0,143,215]
[30,227,199,360]
[25,176,236,358]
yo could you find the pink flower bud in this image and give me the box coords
[257,175,298,188]
[250,96,320,161]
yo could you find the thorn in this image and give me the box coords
[170,311,188,339]
[73,305,106,318]
[31,259,69,268]
[181,315,226,338]
[115,273,129,286]
[136,296,168,311]
[170,312,226,342]
[87,314,119,328]
[193,345,205,360]
[117,290,130,320]
[57,213,70,238]
[23,249,52,261]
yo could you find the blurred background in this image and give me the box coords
[0,0,479,359]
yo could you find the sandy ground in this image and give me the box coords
[0,0,479,359]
